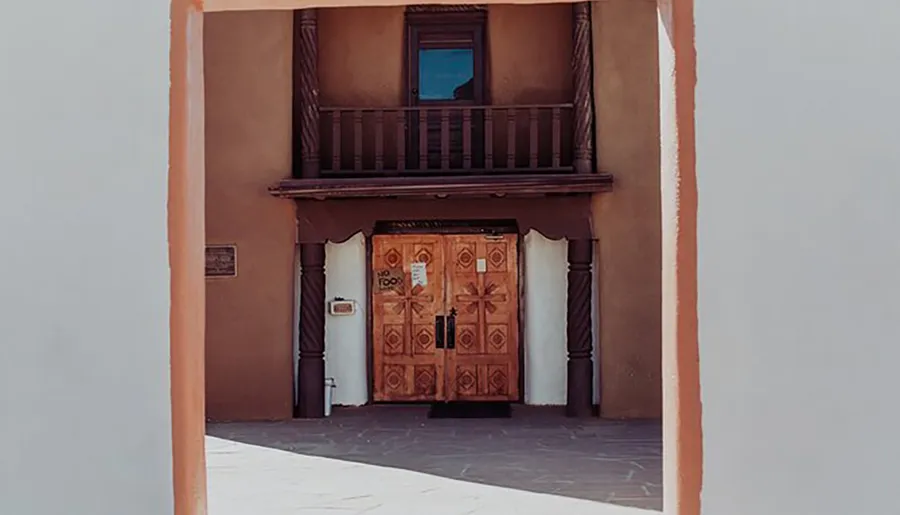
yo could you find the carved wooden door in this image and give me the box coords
[372,235,446,401]
[372,233,519,402]
[444,234,519,401]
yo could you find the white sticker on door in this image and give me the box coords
[476,258,487,273]
[410,261,428,287]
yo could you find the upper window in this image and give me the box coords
[406,8,486,105]
[418,48,475,101]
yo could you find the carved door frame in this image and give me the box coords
[366,221,524,403]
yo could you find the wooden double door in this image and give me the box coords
[372,233,519,402]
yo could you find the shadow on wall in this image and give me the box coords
[207,405,663,512]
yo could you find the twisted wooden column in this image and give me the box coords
[572,2,595,175]
[295,9,320,179]
[297,242,326,418]
[566,239,594,417]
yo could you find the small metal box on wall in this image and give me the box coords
[328,298,356,316]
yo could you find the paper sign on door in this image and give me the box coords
[476,258,487,273]
[410,262,428,287]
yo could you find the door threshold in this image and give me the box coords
[427,401,512,419]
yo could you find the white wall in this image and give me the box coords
[523,232,568,405]
[325,233,369,405]
[694,2,900,514]
[317,231,590,406]
[0,0,173,514]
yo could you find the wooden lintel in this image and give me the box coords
[268,173,614,200]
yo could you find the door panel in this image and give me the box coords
[444,234,520,401]
[372,235,446,401]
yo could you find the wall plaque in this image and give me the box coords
[205,245,237,278]
[375,268,404,293]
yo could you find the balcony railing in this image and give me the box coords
[319,104,574,176]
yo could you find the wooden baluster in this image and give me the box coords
[353,110,363,172]
[485,108,494,170]
[462,108,472,169]
[396,110,406,173]
[507,108,517,169]
[552,107,561,169]
[331,111,341,172]
[374,110,384,172]
[418,109,428,170]
[440,109,450,171]
[529,108,539,169]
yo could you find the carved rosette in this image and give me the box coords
[297,243,326,418]
[566,239,594,417]
[297,9,320,178]
[572,2,595,174]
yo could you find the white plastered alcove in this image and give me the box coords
[297,230,599,406]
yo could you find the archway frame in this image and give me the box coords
[167,0,700,513]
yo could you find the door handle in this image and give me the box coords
[435,315,446,349]
[446,308,457,350]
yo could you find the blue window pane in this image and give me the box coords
[418,48,474,101]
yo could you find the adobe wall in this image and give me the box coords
[592,0,662,418]
[318,5,571,106]
[204,10,296,420]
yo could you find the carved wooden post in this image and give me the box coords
[295,9,320,178]
[572,2,595,174]
[297,242,326,418]
[566,239,594,417]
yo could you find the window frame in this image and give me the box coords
[405,9,487,107]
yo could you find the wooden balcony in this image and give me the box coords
[274,103,613,201]
[319,104,575,176]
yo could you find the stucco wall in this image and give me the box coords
[204,11,296,420]
[694,1,900,514]
[318,4,571,106]
[324,234,369,405]
[487,4,572,104]
[0,0,174,513]
[591,0,662,419]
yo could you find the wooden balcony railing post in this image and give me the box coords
[485,108,494,170]
[353,110,363,172]
[462,108,472,169]
[572,2,595,175]
[396,110,406,173]
[295,9,320,179]
[330,112,341,172]
[440,108,450,171]
[374,110,384,172]
[506,108,516,169]
[418,110,428,170]
[529,108,539,169]
[552,107,562,169]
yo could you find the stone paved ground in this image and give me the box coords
[208,405,662,512]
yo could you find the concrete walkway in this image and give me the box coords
[207,436,659,515]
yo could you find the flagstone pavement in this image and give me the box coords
[207,405,662,515]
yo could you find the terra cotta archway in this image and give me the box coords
[167,1,700,514]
